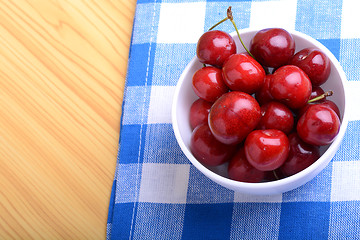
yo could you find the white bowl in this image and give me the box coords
[172,28,349,195]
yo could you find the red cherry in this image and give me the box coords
[298,89,340,118]
[320,100,341,119]
[228,147,265,183]
[297,104,340,146]
[244,129,290,171]
[298,100,341,120]
[190,124,235,166]
[257,101,294,134]
[189,98,212,130]
[222,53,265,94]
[196,30,236,67]
[280,133,320,177]
[255,74,274,105]
[270,65,312,109]
[288,48,331,86]
[297,103,312,118]
[309,86,325,101]
[192,66,229,102]
[208,91,261,145]
[250,28,295,68]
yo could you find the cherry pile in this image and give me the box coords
[189,9,341,183]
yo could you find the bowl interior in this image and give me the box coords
[172,29,348,195]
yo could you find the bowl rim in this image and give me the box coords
[172,28,349,193]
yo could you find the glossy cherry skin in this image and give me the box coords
[298,100,341,120]
[320,100,341,119]
[190,98,212,130]
[280,133,320,177]
[255,74,274,105]
[297,86,338,118]
[192,66,229,102]
[288,48,331,86]
[250,28,295,68]
[245,129,290,171]
[270,65,312,109]
[297,104,340,146]
[228,147,265,183]
[190,124,235,166]
[208,91,261,145]
[309,86,325,101]
[196,30,236,67]
[222,53,265,94]
[257,101,294,134]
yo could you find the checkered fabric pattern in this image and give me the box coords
[107,0,360,239]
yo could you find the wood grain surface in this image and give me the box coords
[0,0,136,239]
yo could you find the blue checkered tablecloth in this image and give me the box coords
[107,0,360,239]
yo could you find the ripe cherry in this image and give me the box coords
[222,53,266,94]
[280,133,320,177]
[189,98,212,130]
[190,124,235,166]
[298,90,340,118]
[288,47,331,86]
[245,129,290,171]
[309,86,325,101]
[298,100,341,120]
[250,28,295,68]
[257,101,294,134]
[320,100,341,119]
[192,66,229,102]
[228,147,265,183]
[208,91,261,145]
[297,104,340,146]
[255,74,274,105]
[270,65,312,109]
[196,30,236,67]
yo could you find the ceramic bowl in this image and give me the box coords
[172,28,348,195]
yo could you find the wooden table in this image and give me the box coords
[0,1,136,239]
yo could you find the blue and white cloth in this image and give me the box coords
[107,0,360,239]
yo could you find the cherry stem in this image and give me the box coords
[272,170,280,181]
[307,90,333,103]
[208,17,229,31]
[227,7,255,59]
[227,7,269,74]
